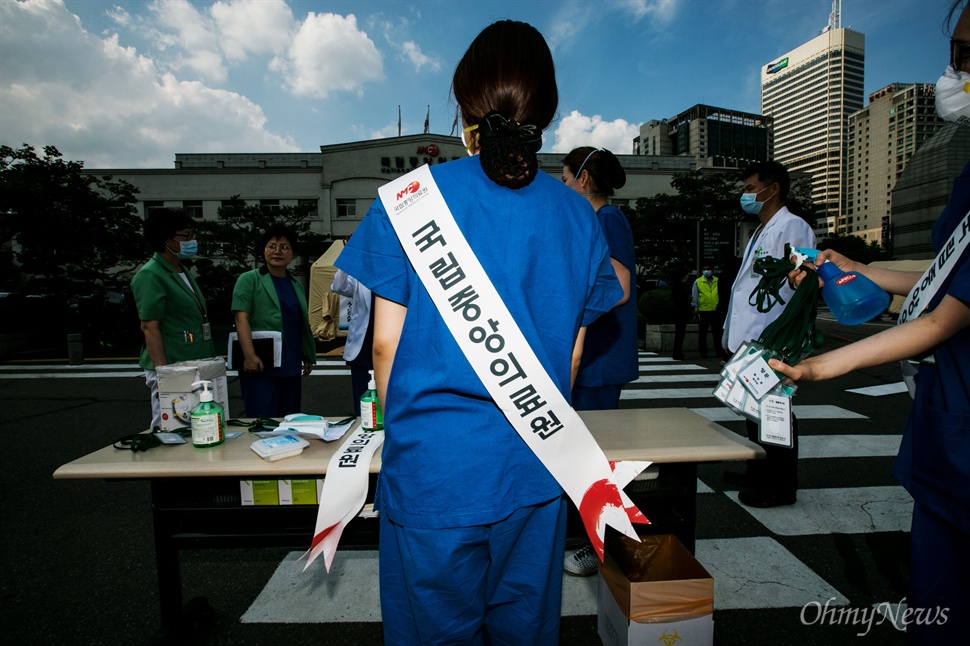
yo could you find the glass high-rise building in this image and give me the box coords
[846,83,944,245]
[761,26,865,223]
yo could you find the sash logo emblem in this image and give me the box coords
[397,181,421,200]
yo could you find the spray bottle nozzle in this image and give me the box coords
[192,380,214,402]
[789,245,821,271]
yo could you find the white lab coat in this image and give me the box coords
[722,206,817,352]
[330,269,372,362]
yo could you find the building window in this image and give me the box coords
[336,199,356,218]
[143,200,164,215]
[183,200,203,220]
[298,199,318,218]
[260,199,280,216]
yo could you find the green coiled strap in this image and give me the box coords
[748,245,824,364]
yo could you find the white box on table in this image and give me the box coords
[156,358,229,431]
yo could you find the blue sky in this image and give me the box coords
[0,0,957,168]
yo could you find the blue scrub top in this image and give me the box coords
[337,155,622,529]
[575,204,639,388]
[893,159,970,532]
[269,274,302,377]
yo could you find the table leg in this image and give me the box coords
[151,480,185,636]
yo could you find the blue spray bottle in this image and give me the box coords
[791,247,890,326]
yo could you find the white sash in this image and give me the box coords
[302,426,383,571]
[897,208,970,397]
[378,165,648,559]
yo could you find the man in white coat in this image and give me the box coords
[331,269,374,416]
[722,161,816,508]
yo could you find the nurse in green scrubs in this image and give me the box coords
[131,208,216,429]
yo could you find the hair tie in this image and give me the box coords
[478,111,542,154]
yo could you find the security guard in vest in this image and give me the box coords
[691,263,723,358]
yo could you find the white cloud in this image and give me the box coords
[400,41,440,73]
[270,12,383,99]
[550,110,641,155]
[372,16,440,74]
[0,0,298,168]
[147,0,228,82]
[622,0,679,22]
[106,5,130,27]
[210,0,293,62]
[545,3,592,53]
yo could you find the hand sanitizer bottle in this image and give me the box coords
[816,261,890,326]
[790,247,890,326]
[190,380,225,447]
[360,370,384,431]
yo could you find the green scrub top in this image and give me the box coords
[131,253,217,370]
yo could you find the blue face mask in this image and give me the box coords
[176,240,198,260]
[703,270,713,279]
[739,186,770,215]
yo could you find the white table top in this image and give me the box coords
[53,408,763,480]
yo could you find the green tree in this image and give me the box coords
[627,168,818,289]
[817,232,888,265]
[0,144,142,291]
[627,169,740,285]
[192,197,326,324]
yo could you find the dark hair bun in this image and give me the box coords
[477,111,542,190]
[598,149,626,191]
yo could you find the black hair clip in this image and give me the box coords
[478,111,542,153]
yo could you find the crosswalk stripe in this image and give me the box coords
[690,405,868,422]
[846,382,909,396]
[725,486,913,536]
[636,363,707,372]
[0,368,352,379]
[800,434,900,458]
[632,374,720,384]
[621,387,718,400]
[695,537,848,610]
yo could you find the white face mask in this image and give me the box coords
[935,65,970,126]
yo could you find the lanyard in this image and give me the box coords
[172,266,208,322]
[378,165,648,560]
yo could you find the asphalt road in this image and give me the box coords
[0,313,916,645]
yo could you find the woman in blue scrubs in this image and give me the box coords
[771,5,970,640]
[561,147,639,576]
[231,225,315,417]
[336,20,621,645]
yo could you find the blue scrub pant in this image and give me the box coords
[379,496,567,645]
[572,384,623,411]
[239,374,302,418]
[906,502,970,644]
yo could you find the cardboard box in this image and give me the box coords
[597,534,714,646]
[240,479,325,506]
[156,358,230,431]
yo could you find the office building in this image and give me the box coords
[634,104,773,169]
[846,83,944,245]
[83,134,696,242]
[761,11,864,222]
[891,123,970,258]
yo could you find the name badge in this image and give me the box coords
[202,322,212,342]
[759,385,795,448]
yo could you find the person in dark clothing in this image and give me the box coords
[669,266,691,360]
[715,256,742,361]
